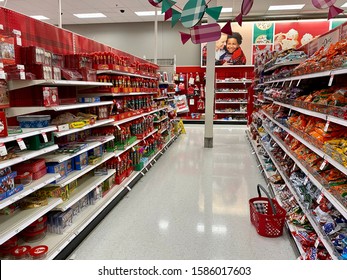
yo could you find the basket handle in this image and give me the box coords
[257,184,276,215]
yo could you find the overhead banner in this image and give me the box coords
[201,20,335,67]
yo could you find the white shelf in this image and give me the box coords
[274,100,347,128]
[96,70,157,79]
[264,59,306,73]
[263,124,347,221]
[159,128,168,134]
[215,111,247,114]
[41,136,114,163]
[153,96,168,100]
[1,126,57,144]
[216,79,252,84]
[215,91,248,94]
[48,152,115,187]
[0,173,61,210]
[111,108,168,127]
[0,144,59,170]
[5,101,114,118]
[78,92,156,97]
[264,96,274,102]
[0,198,62,245]
[55,169,116,211]
[215,101,247,104]
[53,119,114,137]
[7,79,113,91]
[154,116,169,123]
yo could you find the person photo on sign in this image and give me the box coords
[217,32,246,65]
[215,32,228,61]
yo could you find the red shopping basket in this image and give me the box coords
[249,184,286,237]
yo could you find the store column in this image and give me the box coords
[204,0,216,148]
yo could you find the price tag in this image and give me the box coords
[282,81,285,87]
[0,24,3,30]
[291,163,297,172]
[131,147,135,152]
[0,143,7,156]
[317,193,324,204]
[296,79,301,87]
[0,70,5,79]
[285,134,289,140]
[16,36,22,46]
[115,125,121,130]
[41,132,48,143]
[314,238,320,248]
[289,80,293,87]
[288,109,292,116]
[320,160,327,170]
[323,121,330,133]
[328,75,334,87]
[126,186,131,191]
[117,156,121,162]
[283,154,287,159]
[304,176,309,185]
[16,138,27,150]
[276,82,279,87]
[140,172,145,176]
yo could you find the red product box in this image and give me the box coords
[42,87,59,107]
[0,82,9,109]
[21,46,45,65]
[0,111,8,137]
[0,35,16,65]
[32,166,47,180]
[61,69,82,80]
[12,159,46,174]
[26,64,52,80]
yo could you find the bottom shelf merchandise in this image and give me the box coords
[0,129,181,260]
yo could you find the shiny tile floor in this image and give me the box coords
[69,125,297,260]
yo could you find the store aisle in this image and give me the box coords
[70,125,297,260]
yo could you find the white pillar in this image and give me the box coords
[204,0,216,148]
[58,0,62,28]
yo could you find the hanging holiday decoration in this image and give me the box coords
[148,0,163,7]
[180,22,232,44]
[235,0,254,26]
[149,0,225,44]
[311,0,344,20]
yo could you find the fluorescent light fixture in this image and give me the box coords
[341,2,347,7]
[268,4,305,10]
[221,7,233,13]
[135,11,163,16]
[73,13,106,18]
[30,15,50,20]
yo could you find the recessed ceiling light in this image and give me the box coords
[30,15,50,20]
[268,4,305,10]
[221,8,233,13]
[135,11,163,16]
[73,13,106,18]
[341,2,347,7]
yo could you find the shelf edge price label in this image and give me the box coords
[323,121,330,133]
[296,79,301,87]
[0,143,8,156]
[117,156,121,162]
[300,214,306,224]
[115,125,121,130]
[328,75,334,87]
[41,132,48,143]
[283,154,287,159]
[291,163,297,172]
[289,80,293,87]
[320,160,327,170]
[17,138,27,150]
[314,238,320,248]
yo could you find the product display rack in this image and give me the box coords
[250,26,347,259]
[0,7,180,260]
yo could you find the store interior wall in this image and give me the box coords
[63,21,201,65]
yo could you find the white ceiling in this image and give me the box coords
[1,0,347,25]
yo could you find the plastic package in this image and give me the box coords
[17,115,51,128]
[20,226,47,242]
[11,245,31,260]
